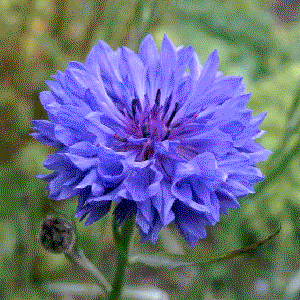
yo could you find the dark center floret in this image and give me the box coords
[131,97,141,120]
[166,102,179,127]
[155,89,161,106]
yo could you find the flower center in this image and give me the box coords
[131,89,180,141]
[113,89,182,162]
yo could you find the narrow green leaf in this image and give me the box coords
[129,225,281,269]
[199,224,281,264]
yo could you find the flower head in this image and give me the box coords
[32,34,271,247]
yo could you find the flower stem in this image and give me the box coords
[108,214,136,300]
[65,245,112,295]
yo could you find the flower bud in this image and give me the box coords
[39,215,76,254]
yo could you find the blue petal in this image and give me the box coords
[31,120,64,148]
[65,62,92,99]
[122,159,163,202]
[38,90,56,108]
[54,125,81,146]
[45,81,71,106]
[121,47,146,109]
[152,181,175,226]
[191,181,220,222]
[220,120,245,138]
[216,188,240,214]
[91,182,105,196]
[193,48,220,93]
[160,34,177,106]
[140,222,163,244]
[136,209,151,234]
[65,153,99,171]
[189,52,202,83]
[172,200,208,248]
[171,177,193,204]
[248,149,272,164]
[181,129,233,156]
[176,46,194,75]
[76,169,98,189]
[77,200,112,226]
[30,132,62,148]
[69,141,97,157]
[138,34,160,66]
[181,49,219,117]
[200,76,243,107]
[139,209,163,243]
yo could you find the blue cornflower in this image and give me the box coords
[32,34,271,247]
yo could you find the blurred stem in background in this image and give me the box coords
[78,0,108,59]
[134,0,170,50]
[178,267,208,300]
[51,0,67,43]
[65,245,112,296]
[19,0,34,36]
[102,0,170,51]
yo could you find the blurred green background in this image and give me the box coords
[1,0,300,299]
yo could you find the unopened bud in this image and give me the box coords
[39,215,76,254]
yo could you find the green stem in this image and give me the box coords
[108,215,136,300]
[65,245,112,295]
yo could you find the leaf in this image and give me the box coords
[129,225,281,269]
[201,224,281,264]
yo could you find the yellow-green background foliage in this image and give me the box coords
[1,0,300,299]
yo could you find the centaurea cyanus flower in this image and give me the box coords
[32,34,271,247]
